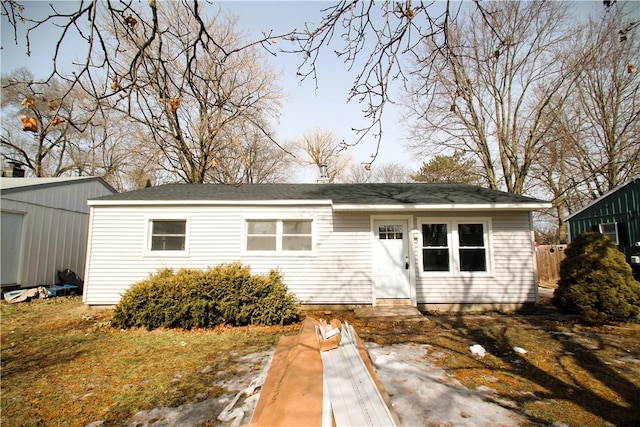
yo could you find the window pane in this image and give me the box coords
[283,236,312,251]
[600,223,616,234]
[153,220,185,235]
[422,224,447,246]
[459,224,484,246]
[151,236,185,251]
[460,249,486,271]
[151,220,186,251]
[248,221,276,235]
[423,249,449,271]
[283,220,312,234]
[247,236,277,251]
[599,223,618,244]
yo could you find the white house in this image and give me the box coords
[83,183,550,310]
[1,176,116,289]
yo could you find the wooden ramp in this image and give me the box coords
[248,317,398,427]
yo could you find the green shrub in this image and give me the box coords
[111,263,300,330]
[553,232,640,324]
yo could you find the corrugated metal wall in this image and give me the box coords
[568,179,640,261]
[1,179,114,287]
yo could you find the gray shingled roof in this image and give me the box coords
[90,183,547,206]
[1,176,116,194]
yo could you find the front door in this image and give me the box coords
[372,219,411,300]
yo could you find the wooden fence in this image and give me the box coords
[536,245,567,284]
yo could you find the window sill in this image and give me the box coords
[419,271,494,278]
[242,250,316,257]
[144,251,190,258]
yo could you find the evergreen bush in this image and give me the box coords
[553,232,640,324]
[111,263,300,330]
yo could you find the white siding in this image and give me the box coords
[413,211,537,304]
[84,206,538,306]
[1,179,114,286]
[84,206,374,305]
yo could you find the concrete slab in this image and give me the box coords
[354,306,426,321]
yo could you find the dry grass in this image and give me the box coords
[344,307,640,427]
[2,296,640,426]
[1,297,296,427]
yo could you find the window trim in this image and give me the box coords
[598,222,620,245]
[417,217,493,277]
[243,217,315,256]
[144,216,190,257]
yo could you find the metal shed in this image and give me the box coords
[565,177,640,278]
[1,176,115,289]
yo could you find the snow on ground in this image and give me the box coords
[123,343,524,427]
[368,342,524,426]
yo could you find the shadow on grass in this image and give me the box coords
[438,314,640,427]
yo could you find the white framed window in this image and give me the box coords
[282,220,313,251]
[146,218,189,256]
[422,223,450,271]
[418,218,491,275]
[246,219,313,252]
[599,223,620,245]
[458,223,487,272]
[247,220,277,251]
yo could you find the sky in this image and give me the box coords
[0,1,421,182]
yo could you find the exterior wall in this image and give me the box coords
[83,205,373,306]
[412,211,538,306]
[567,179,640,269]
[0,179,114,286]
[84,205,539,308]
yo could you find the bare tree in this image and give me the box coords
[529,3,640,241]
[561,4,640,198]
[102,4,285,183]
[75,112,166,191]
[292,128,351,182]
[344,161,412,183]
[1,68,91,176]
[1,1,290,122]
[208,121,294,184]
[406,1,578,195]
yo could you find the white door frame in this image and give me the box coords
[370,215,416,306]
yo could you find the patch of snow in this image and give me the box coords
[469,344,487,357]
[513,346,527,354]
[368,343,525,426]
[120,343,528,427]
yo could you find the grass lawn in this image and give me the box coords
[2,296,640,426]
[1,297,296,427]
[347,308,640,427]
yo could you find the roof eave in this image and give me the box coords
[87,199,334,207]
[332,203,552,212]
[87,200,552,211]
[565,177,639,221]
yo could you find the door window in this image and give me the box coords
[379,224,403,240]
